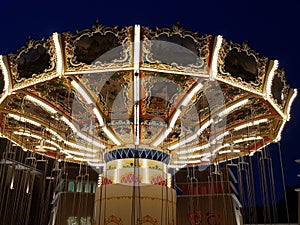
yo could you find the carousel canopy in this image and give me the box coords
[0,22,296,168]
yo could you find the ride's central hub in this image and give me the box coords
[102,148,171,186]
[0,22,296,225]
[96,149,175,225]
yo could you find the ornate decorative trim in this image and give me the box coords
[141,24,212,74]
[8,36,57,88]
[96,195,176,204]
[137,215,157,225]
[217,40,268,93]
[270,68,290,109]
[63,22,133,72]
[104,215,123,225]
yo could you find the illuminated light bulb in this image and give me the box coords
[10,175,14,190]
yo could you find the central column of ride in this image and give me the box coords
[94,148,176,225]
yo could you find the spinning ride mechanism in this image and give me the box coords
[0,22,297,225]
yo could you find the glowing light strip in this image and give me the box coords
[71,157,100,162]
[151,82,204,147]
[0,92,8,105]
[265,60,278,95]
[181,82,203,106]
[13,131,42,140]
[173,159,203,164]
[178,152,211,160]
[196,119,213,135]
[134,103,140,145]
[152,127,172,147]
[134,25,140,73]
[7,113,41,127]
[102,127,121,146]
[0,55,10,92]
[61,116,77,133]
[286,89,297,121]
[218,99,249,117]
[267,97,286,119]
[88,162,106,168]
[35,145,57,151]
[167,173,172,188]
[210,35,223,80]
[61,115,105,148]
[64,141,99,153]
[45,128,64,141]
[233,118,268,131]
[169,109,181,128]
[53,33,64,75]
[168,133,198,150]
[85,158,102,163]
[93,107,105,126]
[219,149,241,154]
[71,80,94,104]
[168,164,186,169]
[274,120,286,142]
[168,119,212,150]
[62,149,95,158]
[210,131,230,144]
[178,143,230,159]
[233,136,262,144]
[76,132,105,148]
[133,24,141,146]
[0,56,10,104]
[25,95,57,114]
[211,143,230,154]
[169,98,249,150]
[45,140,61,149]
[177,143,210,155]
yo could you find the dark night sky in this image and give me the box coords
[0,0,299,188]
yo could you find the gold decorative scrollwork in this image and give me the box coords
[218,40,268,93]
[104,215,123,225]
[137,215,157,225]
[8,36,57,88]
[63,22,133,72]
[141,24,212,74]
[270,68,290,109]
